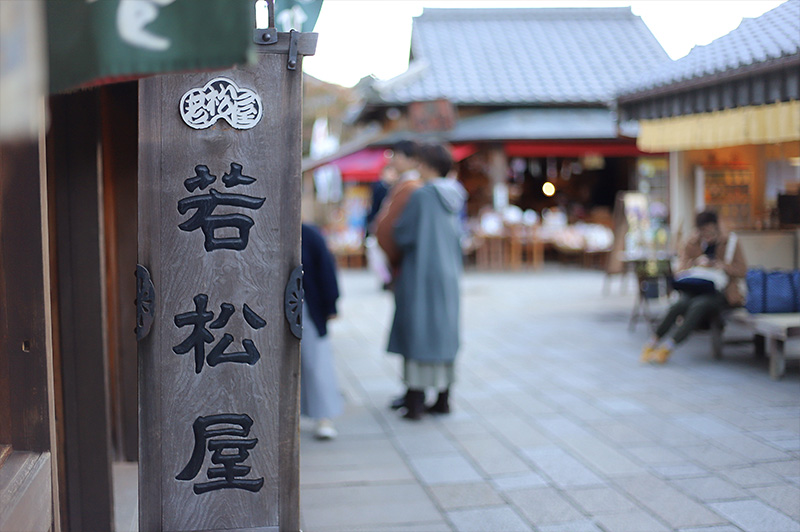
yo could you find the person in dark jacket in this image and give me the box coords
[641,210,747,364]
[376,140,422,268]
[365,165,397,236]
[388,143,467,420]
[301,223,343,439]
[365,165,399,290]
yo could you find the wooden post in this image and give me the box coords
[138,32,316,532]
[48,90,115,532]
[0,139,53,532]
[100,83,140,462]
[0,141,50,453]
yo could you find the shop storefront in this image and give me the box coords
[304,6,673,269]
[618,0,800,268]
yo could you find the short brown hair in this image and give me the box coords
[415,143,453,177]
[695,210,718,227]
[391,140,419,159]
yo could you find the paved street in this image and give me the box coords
[298,268,800,532]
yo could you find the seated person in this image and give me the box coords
[641,210,746,364]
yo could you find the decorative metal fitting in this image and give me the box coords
[135,264,156,341]
[253,0,278,45]
[288,29,299,70]
[284,265,304,339]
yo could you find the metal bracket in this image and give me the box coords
[253,0,278,44]
[288,29,300,70]
[284,265,304,339]
[135,264,155,341]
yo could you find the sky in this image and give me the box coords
[300,0,786,87]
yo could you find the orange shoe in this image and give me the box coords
[640,345,656,363]
[652,346,672,364]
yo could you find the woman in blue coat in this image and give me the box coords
[389,143,467,420]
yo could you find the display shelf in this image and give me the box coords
[696,165,753,229]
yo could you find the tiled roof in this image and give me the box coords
[620,0,800,96]
[372,7,670,106]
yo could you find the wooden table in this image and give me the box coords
[509,232,544,270]
[475,234,509,270]
[475,232,543,270]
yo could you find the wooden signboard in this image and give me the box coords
[138,32,316,532]
[408,99,456,132]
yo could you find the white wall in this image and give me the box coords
[669,151,695,246]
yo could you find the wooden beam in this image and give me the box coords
[0,140,50,452]
[100,83,140,462]
[48,90,114,532]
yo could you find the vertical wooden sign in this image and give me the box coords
[138,33,316,532]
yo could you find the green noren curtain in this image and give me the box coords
[275,0,323,32]
[47,0,255,94]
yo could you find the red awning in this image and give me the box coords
[451,143,477,161]
[504,141,658,158]
[326,143,477,182]
[328,148,389,182]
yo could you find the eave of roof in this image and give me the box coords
[618,53,800,104]
[619,0,800,98]
[365,108,628,146]
[447,108,620,142]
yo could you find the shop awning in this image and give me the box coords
[504,141,652,158]
[637,100,800,152]
[451,143,478,161]
[321,143,478,183]
[329,148,389,182]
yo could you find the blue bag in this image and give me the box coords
[745,269,799,313]
[745,269,764,313]
[794,271,800,302]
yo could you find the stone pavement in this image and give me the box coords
[298,268,800,532]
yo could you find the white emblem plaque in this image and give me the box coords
[180,77,264,130]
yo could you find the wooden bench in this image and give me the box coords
[711,309,800,379]
[708,230,800,378]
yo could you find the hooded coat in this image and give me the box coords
[387,178,467,362]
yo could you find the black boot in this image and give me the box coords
[389,390,409,410]
[402,389,425,420]
[427,389,450,414]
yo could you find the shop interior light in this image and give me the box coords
[789,157,800,167]
[542,181,556,197]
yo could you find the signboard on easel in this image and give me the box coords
[607,191,670,276]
